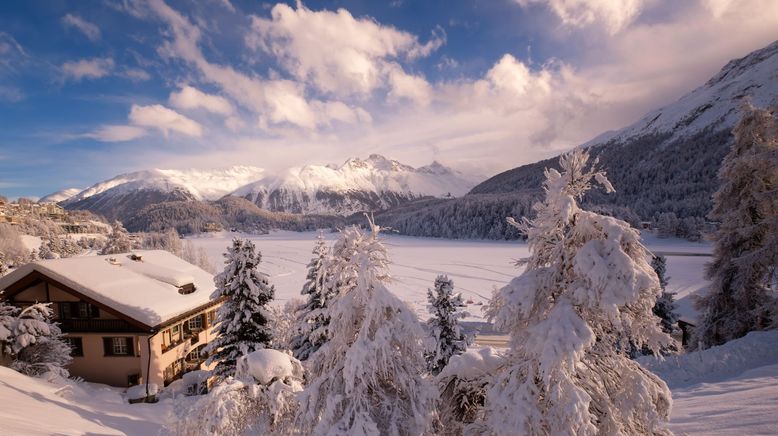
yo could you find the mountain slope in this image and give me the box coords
[470,40,778,217]
[39,188,81,203]
[61,166,265,222]
[232,154,476,215]
[375,39,778,240]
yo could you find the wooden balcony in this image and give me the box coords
[58,318,142,333]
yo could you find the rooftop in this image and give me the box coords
[0,250,216,329]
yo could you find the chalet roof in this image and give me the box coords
[0,250,216,328]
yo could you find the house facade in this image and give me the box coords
[0,250,222,389]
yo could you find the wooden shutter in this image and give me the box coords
[90,304,100,318]
[103,337,113,356]
[201,313,207,328]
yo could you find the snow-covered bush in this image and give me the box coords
[696,103,778,348]
[290,232,331,361]
[100,221,133,255]
[1,302,72,378]
[0,224,31,267]
[483,149,673,435]
[435,347,503,435]
[173,349,303,435]
[296,220,435,435]
[426,274,468,375]
[205,239,275,379]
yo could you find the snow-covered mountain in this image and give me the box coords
[59,156,475,221]
[39,188,81,203]
[467,39,778,221]
[585,39,778,146]
[62,166,265,221]
[232,154,476,215]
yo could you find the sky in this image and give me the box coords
[1,0,777,199]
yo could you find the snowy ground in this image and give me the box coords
[187,230,711,325]
[7,230,768,436]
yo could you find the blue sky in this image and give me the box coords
[1,0,777,198]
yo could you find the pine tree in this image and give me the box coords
[205,239,275,379]
[296,220,435,435]
[484,149,673,435]
[651,255,678,334]
[426,274,468,375]
[695,104,778,348]
[100,221,133,255]
[289,232,330,361]
[3,303,72,378]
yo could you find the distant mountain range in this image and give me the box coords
[46,155,477,224]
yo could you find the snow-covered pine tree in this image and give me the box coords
[100,221,133,255]
[426,274,468,375]
[651,255,678,335]
[484,149,673,435]
[695,103,778,348]
[4,303,72,377]
[296,220,435,435]
[205,239,275,379]
[289,232,330,361]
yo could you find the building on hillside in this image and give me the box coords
[201,222,222,232]
[0,250,222,392]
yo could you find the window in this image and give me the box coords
[60,302,99,319]
[103,337,133,356]
[188,316,202,331]
[64,337,83,357]
[207,310,216,325]
[127,374,140,387]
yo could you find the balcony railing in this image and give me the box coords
[58,318,140,333]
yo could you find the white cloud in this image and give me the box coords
[515,0,645,34]
[61,14,101,41]
[147,0,369,130]
[169,85,234,116]
[128,104,204,137]
[62,58,114,81]
[246,3,442,103]
[85,125,148,142]
[123,68,151,81]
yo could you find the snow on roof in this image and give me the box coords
[0,250,216,329]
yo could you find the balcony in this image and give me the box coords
[58,318,140,333]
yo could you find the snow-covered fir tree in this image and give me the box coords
[296,220,435,435]
[695,103,778,348]
[426,274,468,375]
[483,149,673,435]
[206,239,275,379]
[651,255,678,335]
[289,232,330,361]
[1,302,72,378]
[100,221,133,255]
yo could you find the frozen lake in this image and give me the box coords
[187,230,711,325]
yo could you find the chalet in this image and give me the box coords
[0,250,222,391]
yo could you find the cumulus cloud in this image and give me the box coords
[515,0,644,34]
[128,104,204,137]
[169,85,234,115]
[147,0,369,129]
[85,125,147,142]
[246,3,441,103]
[61,13,101,41]
[62,58,114,81]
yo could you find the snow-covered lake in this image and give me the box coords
[187,230,712,325]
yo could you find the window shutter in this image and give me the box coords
[90,305,100,318]
[103,337,113,356]
[128,337,135,357]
